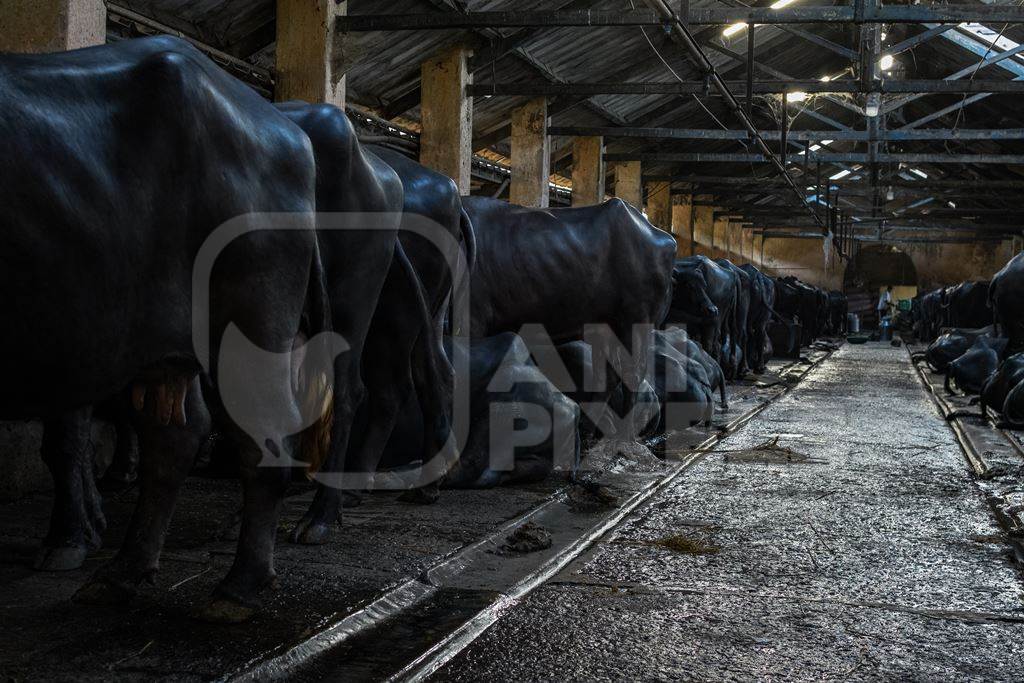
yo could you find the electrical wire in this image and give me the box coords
[629,0,730,130]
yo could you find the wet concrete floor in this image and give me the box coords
[0,354,803,681]
[433,343,1024,681]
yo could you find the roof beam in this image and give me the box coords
[775,25,858,60]
[609,152,1024,164]
[550,126,1024,141]
[882,40,1024,115]
[468,80,1024,96]
[646,174,1024,189]
[339,7,1024,31]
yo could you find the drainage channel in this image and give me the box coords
[909,348,1024,567]
[228,349,835,682]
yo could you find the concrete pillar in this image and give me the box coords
[645,181,672,232]
[730,222,746,264]
[612,161,642,209]
[753,234,765,267]
[671,196,694,257]
[0,0,105,52]
[713,217,730,260]
[509,97,550,208]
[275,0,347,107]
[571,136,605,206]
[420,45,474,194]
[743,228,755,266]
[693,197,715,257]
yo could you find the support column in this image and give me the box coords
[0,0,105,52]
[713,215,730,260]
[743,228,755,266]
[730,222,746,264]
[509,97,550,207]
[572,136,605,206]
[693,197,714,257]
[753,234,766,268]
[276,0,347,107]
[671,196,693,257]
[420,45,474,194]
[645,181,672,233]
[612,161,642,209]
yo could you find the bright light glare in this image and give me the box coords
[786,91,807,103]
[830,170,852,180]
[820,139,834,145]
[910,168,929,178]
[770,0,795,8]
[880,54,895,70]
[723,22,747,37]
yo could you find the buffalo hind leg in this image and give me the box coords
[289,364,364,545]
[75,376,208,604]
[199,451,290,623]
[35,406,106,571]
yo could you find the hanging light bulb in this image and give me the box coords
[880,54,895,71]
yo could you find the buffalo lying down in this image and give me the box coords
[981,353,1024,421]
[376,334,580,489]
[924,327,998,373]
[1,37,331,621]
[945,336,1007,395]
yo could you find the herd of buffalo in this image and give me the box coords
[1,37,847,622]
[916,254,1024,425]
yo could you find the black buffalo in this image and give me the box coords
[740,264,776,374]
[715,259,752,378]
[1,37,331,622]
[922,327,997,373]
[990,253,1024,354]
[667,256,738,375]
[274,103,406,544]
[980,354,1024,420]
[273,109,473,540]
[945,281,992,330]
[442,334,580,488]
[914,288,945,341]
[645,328,721,432]
[944,336,1006,395]
[465,196,676,405]
[826,291,848,336]
[376,334,580,489]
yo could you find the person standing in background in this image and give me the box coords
[877,285,894,323]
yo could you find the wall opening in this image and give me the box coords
[843,245,919,328]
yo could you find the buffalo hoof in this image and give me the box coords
[34,544,88,572]
[288,516,331,546]
[192,597,257,624]
[73,576,136,606]
[398,487,439,505]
